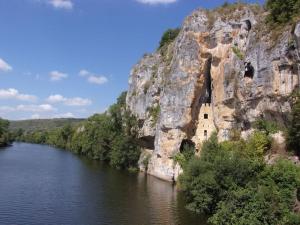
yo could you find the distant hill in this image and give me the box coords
[9,118,85,133]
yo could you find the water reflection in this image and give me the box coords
[0,143,205,225]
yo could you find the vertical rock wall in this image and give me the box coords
[126,5,300,181]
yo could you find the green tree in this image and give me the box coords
[179,133,299,224]
[159,28,181,49]
[18,92,141,171]
[179,134,264,214]
[245,131,271,158]
[254,118,279,135]
[288,92,300,155]
[210,160,300,225]
[0,118,11,147]
[266,0,300,25]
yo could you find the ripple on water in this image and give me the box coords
[0,143,206,225]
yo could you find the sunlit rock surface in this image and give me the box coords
[127,5,300,181]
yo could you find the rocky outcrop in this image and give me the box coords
[127,4,300,181]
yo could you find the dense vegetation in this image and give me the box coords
[16,92,141,170]
[288,91,300,156]
[178,92,300,224]
[0,118,12,147]
[9,118,84,133]
[266,0,300,25]
[158,28,180,49]
[179,132,300,225]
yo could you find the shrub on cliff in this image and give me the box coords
[174,143,195,168]
[266,0,300,25]
[254,118,280,135]
[158,28,180,49]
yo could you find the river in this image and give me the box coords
[0,142,205,225]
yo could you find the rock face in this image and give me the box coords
[126,4,300,181]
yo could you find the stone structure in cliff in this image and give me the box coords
[127,4,300,181]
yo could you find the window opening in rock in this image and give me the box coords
[204,113,208,119]
[244,62,254,78]
[204,130,208,140]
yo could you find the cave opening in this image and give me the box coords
[244,20,252,31]
[180,139,196,154]
[244,62,254,78]
[138,136,155,150]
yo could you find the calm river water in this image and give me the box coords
[0,142,205,225]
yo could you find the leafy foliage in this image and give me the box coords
[9,118,84,133]
[245,131,271,158]
[148,105,160,126]
[254,118,280,135]
[179,132,300,224]
[287,91,300,156]
[232,46,244,60]
[0,118,12,147]
[210,160,300,225]
[266,0,300,25]
[174,143,196,168]
[158,28,180,49]
[17,92,141,170]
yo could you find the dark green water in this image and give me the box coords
[0,142,205,225]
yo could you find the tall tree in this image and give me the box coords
[287,91,300,155]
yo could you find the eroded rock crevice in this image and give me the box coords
[138,136,155,150]
[126,7,300,181]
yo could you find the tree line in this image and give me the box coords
[15,92,141,170]
[0,118,13,147]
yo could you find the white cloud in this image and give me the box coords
[53,112,75,118]
[88,75,108,85]
[0,106,15,113]
[31,114,41,119]
[79,69,90,77]
[46,94,65,103]
[0,104,56,114]
[16,104,56,112]
[0,58,12,72]
[65,97,92,106]
[78,69,108,85]
[136,0,177,5]
[49,70,68,81]
[0,88,37,102]
[49,0,73,10]
[46,94,92,106]
[30,112,75,119]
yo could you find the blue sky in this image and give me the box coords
[0,0,263,120]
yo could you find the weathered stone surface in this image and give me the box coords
[126,5,300,181]
[270,131,286,154]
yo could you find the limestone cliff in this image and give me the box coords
[126,4,300,181]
